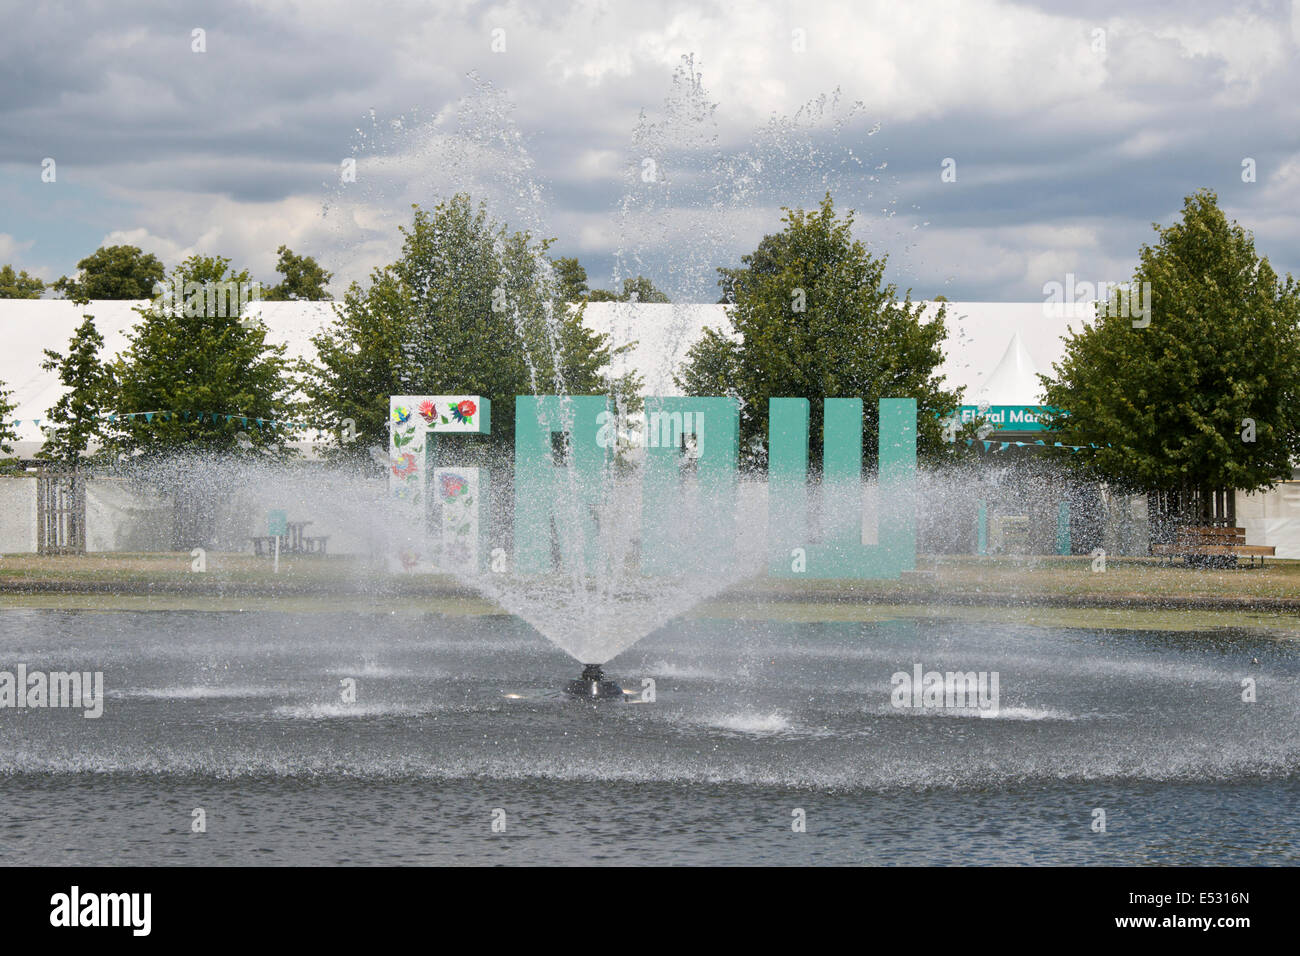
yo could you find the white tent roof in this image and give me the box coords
[1,299,1090,458]
[972,331,1044,406]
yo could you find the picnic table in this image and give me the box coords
[251,520,330,556]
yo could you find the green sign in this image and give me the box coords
[957,405,1060,431]
[268,509,287,537]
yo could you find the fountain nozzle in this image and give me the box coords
[566,663,624,701]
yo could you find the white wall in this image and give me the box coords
[1237,482,1300,560]
[0,477,37,553]
[85,478,173,552]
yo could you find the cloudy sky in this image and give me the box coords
[3,0,1299,302]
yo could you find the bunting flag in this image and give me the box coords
[963,437,1107,453]
[0,410,321,431]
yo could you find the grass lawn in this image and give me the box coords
[2,551,1299,601]
[2,550,1298,631]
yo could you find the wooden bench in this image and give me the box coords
[1151,526,1275,567]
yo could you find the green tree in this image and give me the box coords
[264,245,333,301]
[110,255,295,548]
[0,265,45,299]
[304,195,621,457]
[675,327,741,398]
[680,194,960,468]
[301,271,407,460]
[110,254,293,455]
[587,275,671,303]
[0,378,18,458]
[53,245,165,301]
[551,256,590,302]
[40,315,115,464]
[1041,189,1300,524]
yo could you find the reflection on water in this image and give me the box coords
[0,609,1296,864]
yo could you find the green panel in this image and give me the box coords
[513,395,612,574]
[767,398,810,575]
[878,398,918,572]
[640,397,740,575]
[1056,498,1071,555]
[768,397,917,579]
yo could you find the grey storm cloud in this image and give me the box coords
[2,0,1299,300]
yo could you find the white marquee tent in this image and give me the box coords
[2,297,1296,556]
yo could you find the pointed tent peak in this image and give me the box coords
[975,332,1043,406]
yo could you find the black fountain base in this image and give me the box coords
[565,663,624,701]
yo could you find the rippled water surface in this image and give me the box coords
[1,609,1296,864]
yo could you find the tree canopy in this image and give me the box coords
[678,194,960,469]
[304,195,622,456]
[40,315,114,463]
[263,245,333,301]
[550,256,590,302]
[108,255,293,455]
[53,245,165,301]
[0,379,17,458]
[587,275,671,303]
[0,264,45,299]
[1041,188,1300,506]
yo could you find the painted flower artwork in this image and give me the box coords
[391,406,411,426]
[452,399,477,424]
[439,472,468,501]
[418,401,438,424]
[391,452,418,478]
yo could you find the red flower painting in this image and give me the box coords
[452,399,476,424]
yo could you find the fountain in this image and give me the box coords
[4,61,1295,872]
[565,664,625,701]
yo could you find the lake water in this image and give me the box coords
[1,608,1296,865]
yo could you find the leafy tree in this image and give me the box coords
[53,245,164,301]
[551,256,590,302]
[587,275,671,303]
[716,232,791,306]
[264,245,333,301]
[40,315,115,464]
[1041,189,1300,524]
[305,195,622,457]
[301,272,407,460]
[679,194,960,469]
[0,264,44,299]
[109,254,293,455]
[109,255,295,548]
[0,378,18,458]
[675,327,741,398]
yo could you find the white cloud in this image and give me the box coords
[5,0,1300,300]
[0,233,35,262]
